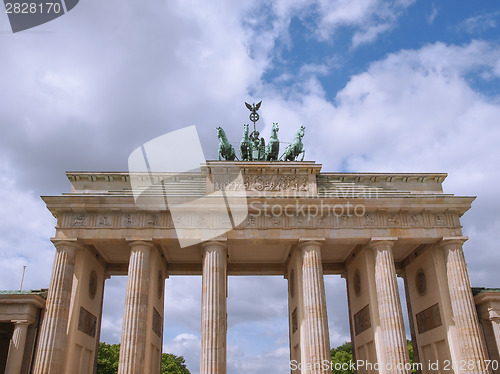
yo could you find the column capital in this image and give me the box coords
[369,237,398,250]
[127,240,156,250]
[51,239,82,253]
[440,236,468,249]
[298,238,325,249]
[11,320,30,326]
[202,239,227,250]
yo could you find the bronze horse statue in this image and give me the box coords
[266,122,280,161]
[216,127,236,161]
[280,125,305,161]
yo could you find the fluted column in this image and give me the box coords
[442,238,491,374]
[33,241,77,374]
[371,239,410,374]
[300,240,330,373]
[493,318,500,358]
[5,320,30,374]
[118,241,153,374]
[200,241,227,374]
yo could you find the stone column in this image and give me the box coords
[200,241,227,374]
[300,240,330,373]
[492,318,500,359]
[371,239,410,374]
[442,238,491,373]
[33,241,78,374]
[118,241,153,374]
[5,320,30,374]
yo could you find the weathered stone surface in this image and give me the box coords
[33,242,77,374]
[200,241,227,374]
[5,321,30,374]
[443,239,491,374]
[300,240,331,373]
[118,241,153,374]
[354,305,371,336]
[31,162,496,373]
[372,239,411,374]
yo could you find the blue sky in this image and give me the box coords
[1,1,500,373]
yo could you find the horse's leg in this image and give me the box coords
[280,146,290,161]
[300,150,305,161]
[219,147,222,161]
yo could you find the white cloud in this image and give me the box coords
[227,345,290,374]
[463,11,500,34]
[316,0,416,47]
[427,3,439,24]
[163,333,201,374]
[329,327,351,349]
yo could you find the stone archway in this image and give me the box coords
[31,161,494,374]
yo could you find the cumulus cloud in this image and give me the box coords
[163,333,201,373]
[268,40,500,288]
[265,0,415,47]
[316,0,416,47]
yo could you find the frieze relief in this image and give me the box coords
[61,211,461,231]
[97,215,112,227]
[213,174,309,192]
[72,213,87,226]
[121,214,137,226]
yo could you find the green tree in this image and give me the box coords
[96,342,120,374]
[331,342,353,374]
[161,353,191,374]
[96,342,191,374]
[407,340,417,374]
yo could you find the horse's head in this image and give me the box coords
[297,125,305,138]
[243,124,249,134]
[216,126,223,138]
[272,122,279,132]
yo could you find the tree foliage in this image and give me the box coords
[97,342,120,374]
[407,340,416,374]
[161,353,191,374]
[331,342,353,374]
[96,342,191,374]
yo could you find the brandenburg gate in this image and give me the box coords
[29,160,499,373]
